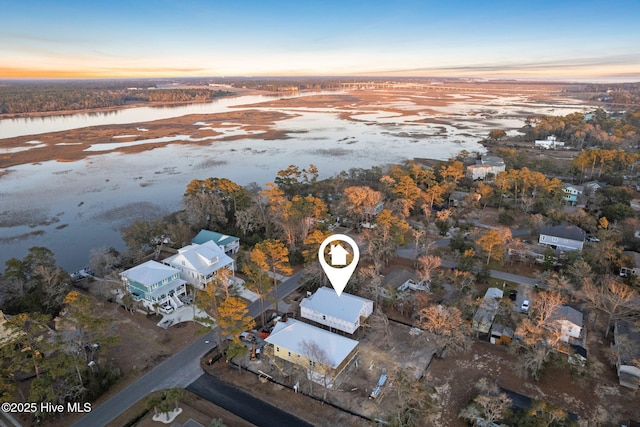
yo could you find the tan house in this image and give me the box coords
[264,318,358,388]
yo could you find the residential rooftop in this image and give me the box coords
[121,260,179,286]
[549,305,584,328]
[300,287,373,325]
[164,241,233,276]
[265,319,358,369]
[192,229,239,247]
[540,223,586,242]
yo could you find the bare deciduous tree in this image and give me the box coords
[300,340,334,391]
[583,278,637,337]
[88,247,121,277]
[459,378,511,426]
[416,254,441,284]
[511,290,567,380]
[415,304,470,356]
[389,368,433,426]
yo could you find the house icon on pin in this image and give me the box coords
[329,243,349,266]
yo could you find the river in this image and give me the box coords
[0,90,591,271]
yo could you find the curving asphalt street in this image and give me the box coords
[71,271,303,427]
[72,237,539,427]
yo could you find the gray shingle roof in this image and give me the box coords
[540,223,585,242]
[549,305,583,328]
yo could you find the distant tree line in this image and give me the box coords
[520,107,640,147]
[582,82,640,106]
[228,78,343,92]
[0,80,232,115]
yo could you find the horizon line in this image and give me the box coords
[1,74,639,85]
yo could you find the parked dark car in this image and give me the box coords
[509,290,518,301]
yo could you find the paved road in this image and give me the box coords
[72,271,303,427]
[187,374,313,427]
[399,240,537,287]
[0,410,22,427]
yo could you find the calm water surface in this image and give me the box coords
[0,92,592,271]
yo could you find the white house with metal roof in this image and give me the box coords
[192,229,240,255]
[534,135,565,149]
[300,287,373,334]
[163,241,235,289]
[120,260,187,311]
[264,318,359,388]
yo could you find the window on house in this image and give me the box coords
[288,352,291,357]
[322,315,326,320]
[552,237,558,242]
[276,347,280,352]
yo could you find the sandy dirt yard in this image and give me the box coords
[31,297,208,427]
[206,313,640,427]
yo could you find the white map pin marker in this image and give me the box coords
[318,234,359,297]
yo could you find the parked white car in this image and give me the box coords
[159,304,174,314]
[521,300,530,312]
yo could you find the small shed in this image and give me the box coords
[490,323,514,345]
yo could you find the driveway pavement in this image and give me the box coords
[157,305,213,328]
[72,271,304,427]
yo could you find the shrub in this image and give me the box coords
[498,212,515,225]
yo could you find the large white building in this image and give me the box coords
[535,135,565,149]
[163,241,235,289]
[300,287,373,334]
[467,156,505,180]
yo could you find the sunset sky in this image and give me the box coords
[2,0,639,81]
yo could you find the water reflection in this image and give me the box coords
[0,90,593,271]
[0,92,323,139]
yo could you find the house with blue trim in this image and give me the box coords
[192,230,240,255]
[120,260,187,311]
[562,183,584,205]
